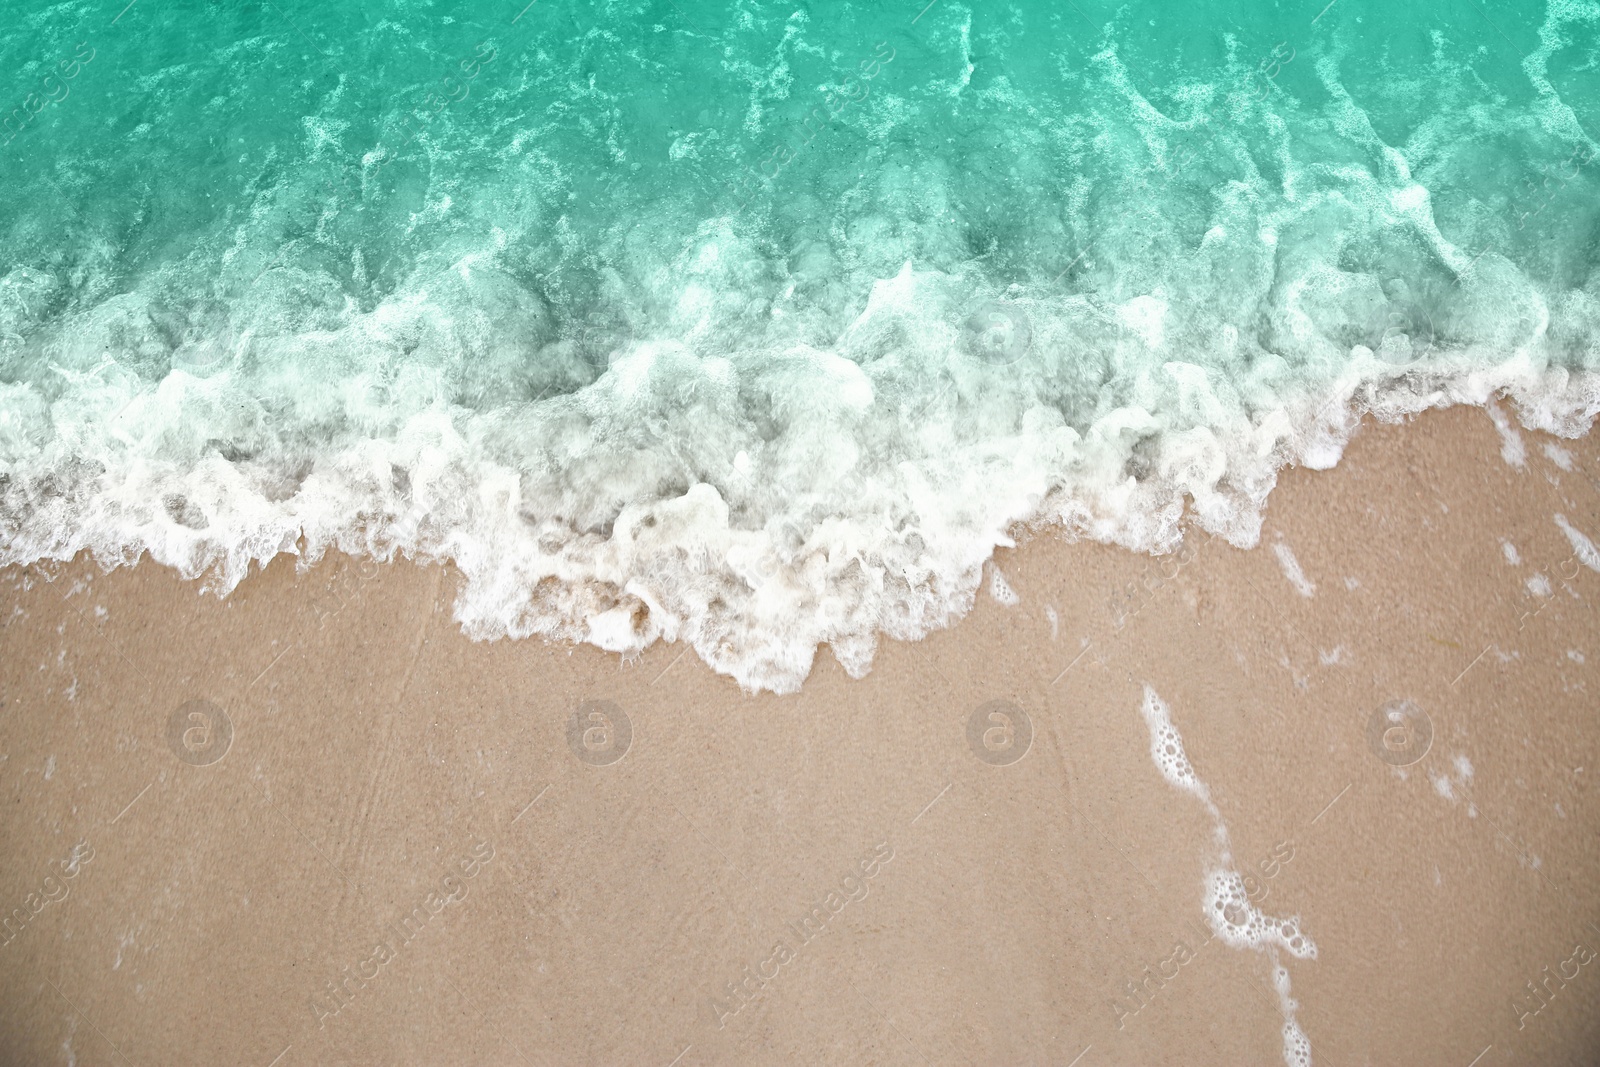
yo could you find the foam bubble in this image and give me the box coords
[987,563,1020,606]
[1138,686,1211,805]
[1282,1008,1314,1067]
[1204,867,1318,960]
[1133,686,1320,1063]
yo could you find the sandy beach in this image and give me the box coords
[2,402,1598,1066]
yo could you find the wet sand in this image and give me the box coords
[2,403,1598,1066]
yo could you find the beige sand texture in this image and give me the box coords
[2,404,1599,1066]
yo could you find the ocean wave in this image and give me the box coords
[2,0,1597,692]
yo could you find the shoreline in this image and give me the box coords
[4,363,1597,698]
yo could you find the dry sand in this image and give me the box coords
[2,404,1598,1066]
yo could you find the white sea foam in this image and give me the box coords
[1138,686,1214,809]
[1555,515,1600,574]
[1137,686,1318,1066]
[1487,400,1528,469]
[1543,442,1575,471]
[2,0,1598,694]
[987,563,1020,606]
[0,285,1595,693]
[1272,539,1317,599]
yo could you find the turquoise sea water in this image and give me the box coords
[2,0,1597,690]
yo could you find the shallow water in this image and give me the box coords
[2,0,1597,690]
